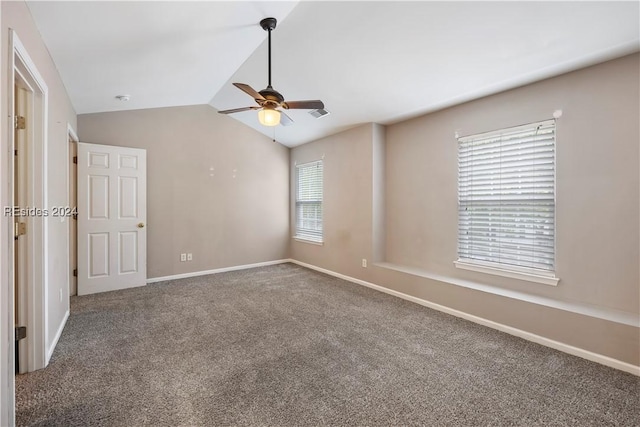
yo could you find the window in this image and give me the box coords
[295,160,323,243]
[455,120,557,284]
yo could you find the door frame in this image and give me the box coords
[67,125,78,296]
[6,31,49,379]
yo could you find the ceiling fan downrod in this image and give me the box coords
[260,17,277,89]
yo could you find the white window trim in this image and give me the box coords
[454,259,559,286]
[293,237,324,246]
[294,159,323,244]
[456,119,557,280]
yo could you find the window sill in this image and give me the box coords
[453,259,559,286]
[293,237,324,246]
[373,261,635,327]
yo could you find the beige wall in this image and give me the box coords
[78,105,290,280]
[291,53,640,366]
[1,0,77,366]
[290,124,376,279]
[386,53,639,314]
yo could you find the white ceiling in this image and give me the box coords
[26,1,298,113]
[28,1,640,147]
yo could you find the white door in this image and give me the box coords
[77,143,147,295]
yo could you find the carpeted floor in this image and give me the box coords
[15,263,640,426]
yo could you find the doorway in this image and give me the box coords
[2,29,50,426]
[13,80,30,374]
[9,30,49,375]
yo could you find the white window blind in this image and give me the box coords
[457,120,556,273]
[295,160,323,243]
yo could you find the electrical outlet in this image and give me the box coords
[362,258,367,268]
[187,253,193,261]
[180,253,186,262]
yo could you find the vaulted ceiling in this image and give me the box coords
[27,1,640,146]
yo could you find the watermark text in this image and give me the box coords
[4,206,77,217]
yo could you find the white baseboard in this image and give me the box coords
[46,309,69,365]
[147,259,290,284]
[289,259,640,376]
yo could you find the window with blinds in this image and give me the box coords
[295,160,323,243]
[457,119,556,274]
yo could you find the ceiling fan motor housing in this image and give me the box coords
[259,87,285,105]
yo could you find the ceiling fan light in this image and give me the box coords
[258,108,281,126]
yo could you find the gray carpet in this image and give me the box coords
[16,263,640,426]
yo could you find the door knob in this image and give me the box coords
[137,222,145,228]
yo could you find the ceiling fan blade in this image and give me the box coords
[279,110,294,126]
[218,106,260,114]
[233,83,265,101]
[282,100,324,110]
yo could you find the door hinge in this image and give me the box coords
[15,116,26,130]
[14,222,26,238]
[73,156,77,164]
[15,326,26,341]
[14,149,18,156]
[73,269,77,277]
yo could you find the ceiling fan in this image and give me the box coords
[218,17,325,127]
